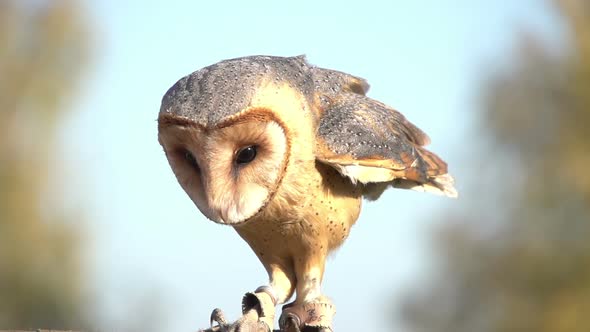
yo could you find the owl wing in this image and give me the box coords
[311,69,456,198]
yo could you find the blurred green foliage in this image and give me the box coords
[399,1,590,332]
[0,0,90,329]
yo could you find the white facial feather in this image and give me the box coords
[161,120,288,225]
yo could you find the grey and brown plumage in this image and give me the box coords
[158,55,456,331]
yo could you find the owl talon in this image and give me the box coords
[210,308,227,327]
[200,308,270,332]
[279,313,301,332]
[241,289,276,330]
[279,299,335,332]
[198,289,277,332]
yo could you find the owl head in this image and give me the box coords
[158,56,315,225]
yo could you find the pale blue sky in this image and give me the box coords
[62,1,562,330]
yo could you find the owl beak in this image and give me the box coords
[219,209,230,224]
[201,208,234,225]
[215,204,251,226]
[203,196,236,225]
[219,206,242,225]
[201,178,251,225]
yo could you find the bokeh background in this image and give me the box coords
[1,0,586,331]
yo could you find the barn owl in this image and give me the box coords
[158,55,456,332]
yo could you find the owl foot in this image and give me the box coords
[240,287,276,330]
[199,288,277,332]
[210,307,228,327]
[278,298,335,332]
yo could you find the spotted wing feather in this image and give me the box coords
[314,86,457,198]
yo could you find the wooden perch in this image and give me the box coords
[199,303,310,332]
[199,326,301,332]
[1,330,79,332]
[199,327,283,332]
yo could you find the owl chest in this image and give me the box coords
[307,163,363,250]
[235,162,362,255]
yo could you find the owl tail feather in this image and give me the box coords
[391,146,458,198]
[392,173,458,198]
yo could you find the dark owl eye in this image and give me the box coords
[235,145,257,165]
[184,150,200,171]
